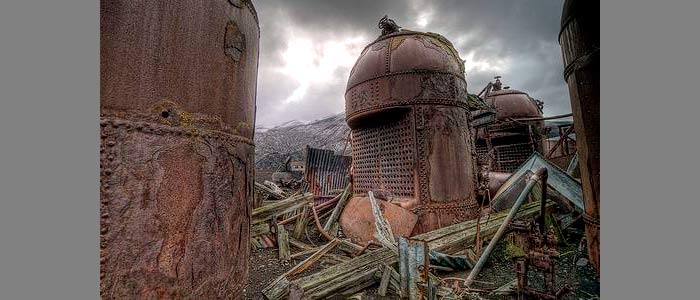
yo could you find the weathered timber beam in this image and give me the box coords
[277,224,291,262]
[323,183,352,233]
[252,193,313,224]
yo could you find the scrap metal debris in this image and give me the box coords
[246,151,596,300]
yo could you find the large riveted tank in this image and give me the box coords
[100,1,259,298]
[339,17,480,243]
[474,77,545,173]
[560,0,600,275]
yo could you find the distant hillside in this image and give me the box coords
[254,113,572,174]
[254,113,350,171]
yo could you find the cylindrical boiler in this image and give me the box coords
[100,1,259,298]
[340,18,480,242]
[560,0,600,275]
[474,78,545,173]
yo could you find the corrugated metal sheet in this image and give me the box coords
[303,146,351,197]
[490,152,584,212]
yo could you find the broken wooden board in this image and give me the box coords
[252,193,313,225]
[255,181,286,200]
[277,224,291,262]
[262,201,551,300]
[292,204,310,239]
[323,183,352,234]
[377,264,392,297]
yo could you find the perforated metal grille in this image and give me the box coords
[475,142,489,165]
[493,142,534,172]
[352,114,415,197]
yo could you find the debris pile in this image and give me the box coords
[246,153,599,300]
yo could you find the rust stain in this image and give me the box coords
[100,0,259,298]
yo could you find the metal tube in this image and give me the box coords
[465,167,548,287]
[538,168,549,235]
[509,113,573,122]
[545,125,575,158]
[566,153,579,176]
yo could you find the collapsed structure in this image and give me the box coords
[100,1,259,298]
[339,17,481,244]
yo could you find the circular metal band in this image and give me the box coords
[100,117,255,147]
[563,48,599,81]
[582,212,600,227]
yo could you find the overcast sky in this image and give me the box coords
[254,0,569,128]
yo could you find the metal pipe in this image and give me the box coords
[538,168,549,235]
[566,153,579,176]
[465,167,548,287]
[545,125,575,158]
[509,113,573,122]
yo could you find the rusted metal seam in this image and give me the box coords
[563,48,599,80]
[346,99,471,122]
[100,117,255,146]
[345,70,466,93]
[360,31,464,56]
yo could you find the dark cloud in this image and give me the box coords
[253,0,570,127]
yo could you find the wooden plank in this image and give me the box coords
[288,237,316,251]
[290,248,320,260]
[277,224,291,262]
[252,193,313,224]
[287,239,341,277]
[323,183,352,234]
[377,264,392,297]
[305,264,380,299]
[292,204,310,239]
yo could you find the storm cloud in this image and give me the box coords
[254,0,570,127]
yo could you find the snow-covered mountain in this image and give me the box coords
[254,113,350,171]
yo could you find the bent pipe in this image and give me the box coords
[464,167,548,287]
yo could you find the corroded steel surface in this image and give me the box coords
[339,196,418,246]
[484,89,543,121]
[303,146,351,197]
[560,0,600,275]
[474,79,545,173]
[100,1,259,298]
[341,19,479,243]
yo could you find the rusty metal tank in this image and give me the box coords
[560,0,600,275]
[474,78,545,173]
[484,88,543,121]
[100,1,259,298]
[339,17,480,244]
